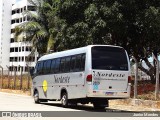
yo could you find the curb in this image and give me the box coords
[110,99,160,109]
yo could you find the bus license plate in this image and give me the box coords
[105,92,114,96]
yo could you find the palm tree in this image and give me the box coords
[14,0,56,56]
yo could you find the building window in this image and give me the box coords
[19,47,21,52]
[20,18,22,22]
[22,57,24,61]
[15,47,18,52]
[11,20,15,24]
[22,47,24,51]
[16,9,20,13]
[10,48,14,52]
[27,16,31,21]
[20,8,23,13]
[28,6,36,11]
[16,19,19,23]
[26,46,32,51]
[23,17,26,21]
[10,38,14,43]
[24,6,26,11]
[12,10,15,15]
[15,57,18,61]
[11,29,15,34]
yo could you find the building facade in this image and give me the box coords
[0,0,37,75]
[0,0,16,71]
[10,0,37,74]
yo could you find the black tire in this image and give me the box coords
[40,99,48,102]
[61,92,68,107]
[34,91,40,104]
[93,103,106,110]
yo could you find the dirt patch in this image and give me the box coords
[0,89,31,96]
[110,99,160,110]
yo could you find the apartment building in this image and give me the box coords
[10,0,37,74]
[0,0,37,75]
[0,0,16,72]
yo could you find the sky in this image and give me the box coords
[148,56,160,62]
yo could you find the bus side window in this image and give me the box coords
[80,54,85,71]
[54,58,60,73]
[60,57,66,73]
[70,56,76,72]
[37,61,43,75]
[40,61,44,74]
[42,61,47,74]
[75,55,81,72]
[50,59,56,73]
[65,56,71,72]
[46,60,51,74]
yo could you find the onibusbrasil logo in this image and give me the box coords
[43,80,48,92]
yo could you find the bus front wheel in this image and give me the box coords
[34,91,40,104]
[61,92,68,107]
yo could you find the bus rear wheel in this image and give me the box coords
[61,92,68,107]
[93,103,106,110]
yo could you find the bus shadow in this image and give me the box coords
[41,102,130,112]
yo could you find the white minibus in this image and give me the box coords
[31,45,131,109]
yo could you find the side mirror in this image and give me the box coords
[30,68,34,77]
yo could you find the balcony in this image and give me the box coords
[11,34,14,38]
[18,51,31,56]
[12,13,20,19]
[10,42,19,47]
[11,23,19,29]
[10,52,19,57]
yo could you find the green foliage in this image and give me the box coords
[55,0,160,82]
[15,0,160,82]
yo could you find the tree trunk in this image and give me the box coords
[138,62,156,84]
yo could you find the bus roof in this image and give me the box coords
[38,45,123,61]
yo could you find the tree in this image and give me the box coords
[15,0,160,82]
[54,0,160,83]
[14,0,58,55]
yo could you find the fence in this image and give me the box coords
[0,66,159,100]
[0,69,31,91]
[130,80,159,100]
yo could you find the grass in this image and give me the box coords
[137,91,160,101]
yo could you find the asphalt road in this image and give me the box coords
[0,92,159,120]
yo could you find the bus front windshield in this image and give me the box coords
[92,46,128,71]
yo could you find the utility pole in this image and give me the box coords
[156,60,159,100]
[132,56,138,99]
[153,50,159,100]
